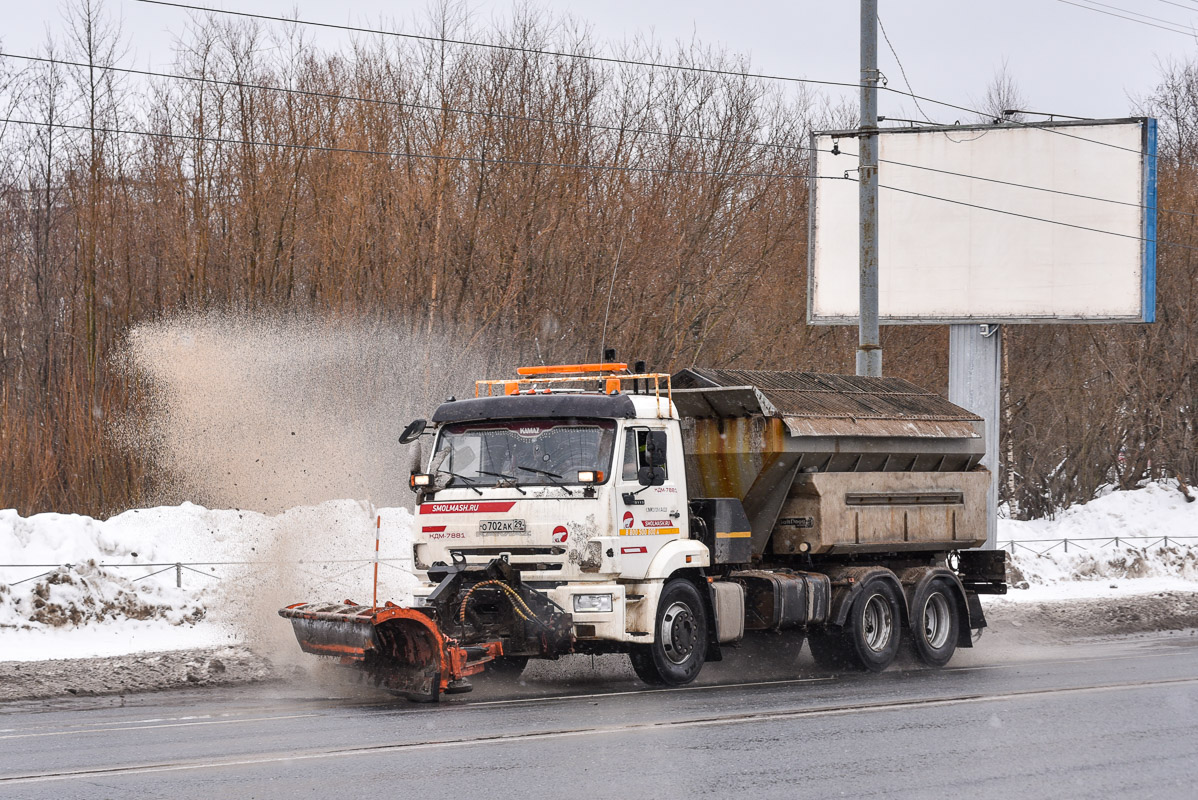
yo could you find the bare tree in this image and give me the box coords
[973,60,1028,123]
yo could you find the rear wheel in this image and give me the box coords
[810,580,902,673]
[847,581,901,672]
[909,579,959,668]
[628,579,708,687]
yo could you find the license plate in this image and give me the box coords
[479,519,527,534]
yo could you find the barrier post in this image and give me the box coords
[373,515,381,610]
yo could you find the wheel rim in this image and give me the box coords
[660,601,698,665]
[861,593,893,653]
[923,592,951,649]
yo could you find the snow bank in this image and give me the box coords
[999,481,1198,602]
[2,482,1196,662]
[1000,481,1196,544]
[1,501,416,661]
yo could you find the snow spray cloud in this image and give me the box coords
[119,312,518,658]
[123,312,518,512]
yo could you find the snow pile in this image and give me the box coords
[2,482,1196,662]
[1,501,417,661]
[0,562,204,629]
[1000,482,1198,600]
[1000,481,1196,543]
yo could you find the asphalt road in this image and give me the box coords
[2,631,1197,799]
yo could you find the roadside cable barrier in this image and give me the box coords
[2,537,1196,587]
[0,558,415,589]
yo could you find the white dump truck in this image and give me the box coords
[281,363,1006,701]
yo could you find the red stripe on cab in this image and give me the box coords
[419,502,517,514]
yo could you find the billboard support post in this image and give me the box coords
[949,324,1002,549]
[857,0,881,377]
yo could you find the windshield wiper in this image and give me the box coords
[517,464,574,495]
[436,469,483,495]
[477,470,527,495]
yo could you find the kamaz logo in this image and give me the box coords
[518,427,541,436]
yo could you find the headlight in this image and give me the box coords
[573,593,613,613]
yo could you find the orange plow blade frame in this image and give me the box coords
[278,602,500,702]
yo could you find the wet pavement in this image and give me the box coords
[2,630,1196,798]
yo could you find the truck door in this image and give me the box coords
[616,426,686,565]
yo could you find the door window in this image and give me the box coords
[621,428,668,482]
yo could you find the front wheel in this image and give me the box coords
[628,579,708,687]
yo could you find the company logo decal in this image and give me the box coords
[618,527,680,536]
[552,525,569,544]
[420,502,517,515]
[642,519,673,528]
[622,511,634,528]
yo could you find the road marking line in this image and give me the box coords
[0,713,319,741]
[457,648,1194,709]
[3,676,1197,784]
[4,642,1190,735]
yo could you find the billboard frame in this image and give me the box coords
[806,117,1157,326]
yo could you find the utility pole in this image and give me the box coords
[857,0,882,377]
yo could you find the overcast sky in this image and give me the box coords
[3,0,1196,121]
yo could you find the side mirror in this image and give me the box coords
[645,431,668,467]
[399,419,427,444]
[637,465,666,487]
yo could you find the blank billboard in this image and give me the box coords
[808,118,1156,324]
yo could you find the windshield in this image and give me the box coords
[431,419,616,487]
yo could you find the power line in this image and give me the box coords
[134,0,864,92]
[879,182,1198,251]
[1057,0,1198,36]
[0,52,811,159]
[134,0,1167,165]
[9,51,1183,219]
[9,51,1170,216]
[7,114,1193,251]
[1155,0,1198,13]
[1154,0,1198,11]
[841,147,1192,217]
[876,15,942,127]
[1079,0,1197,30]
[0,116,811,182]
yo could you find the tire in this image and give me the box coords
[839,580,902,672]
[628,579,708,687]
[908,578,959,668]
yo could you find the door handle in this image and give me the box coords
[670,511,681,518]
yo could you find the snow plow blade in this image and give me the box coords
[278,601,498,702]
[281,557,574,701]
